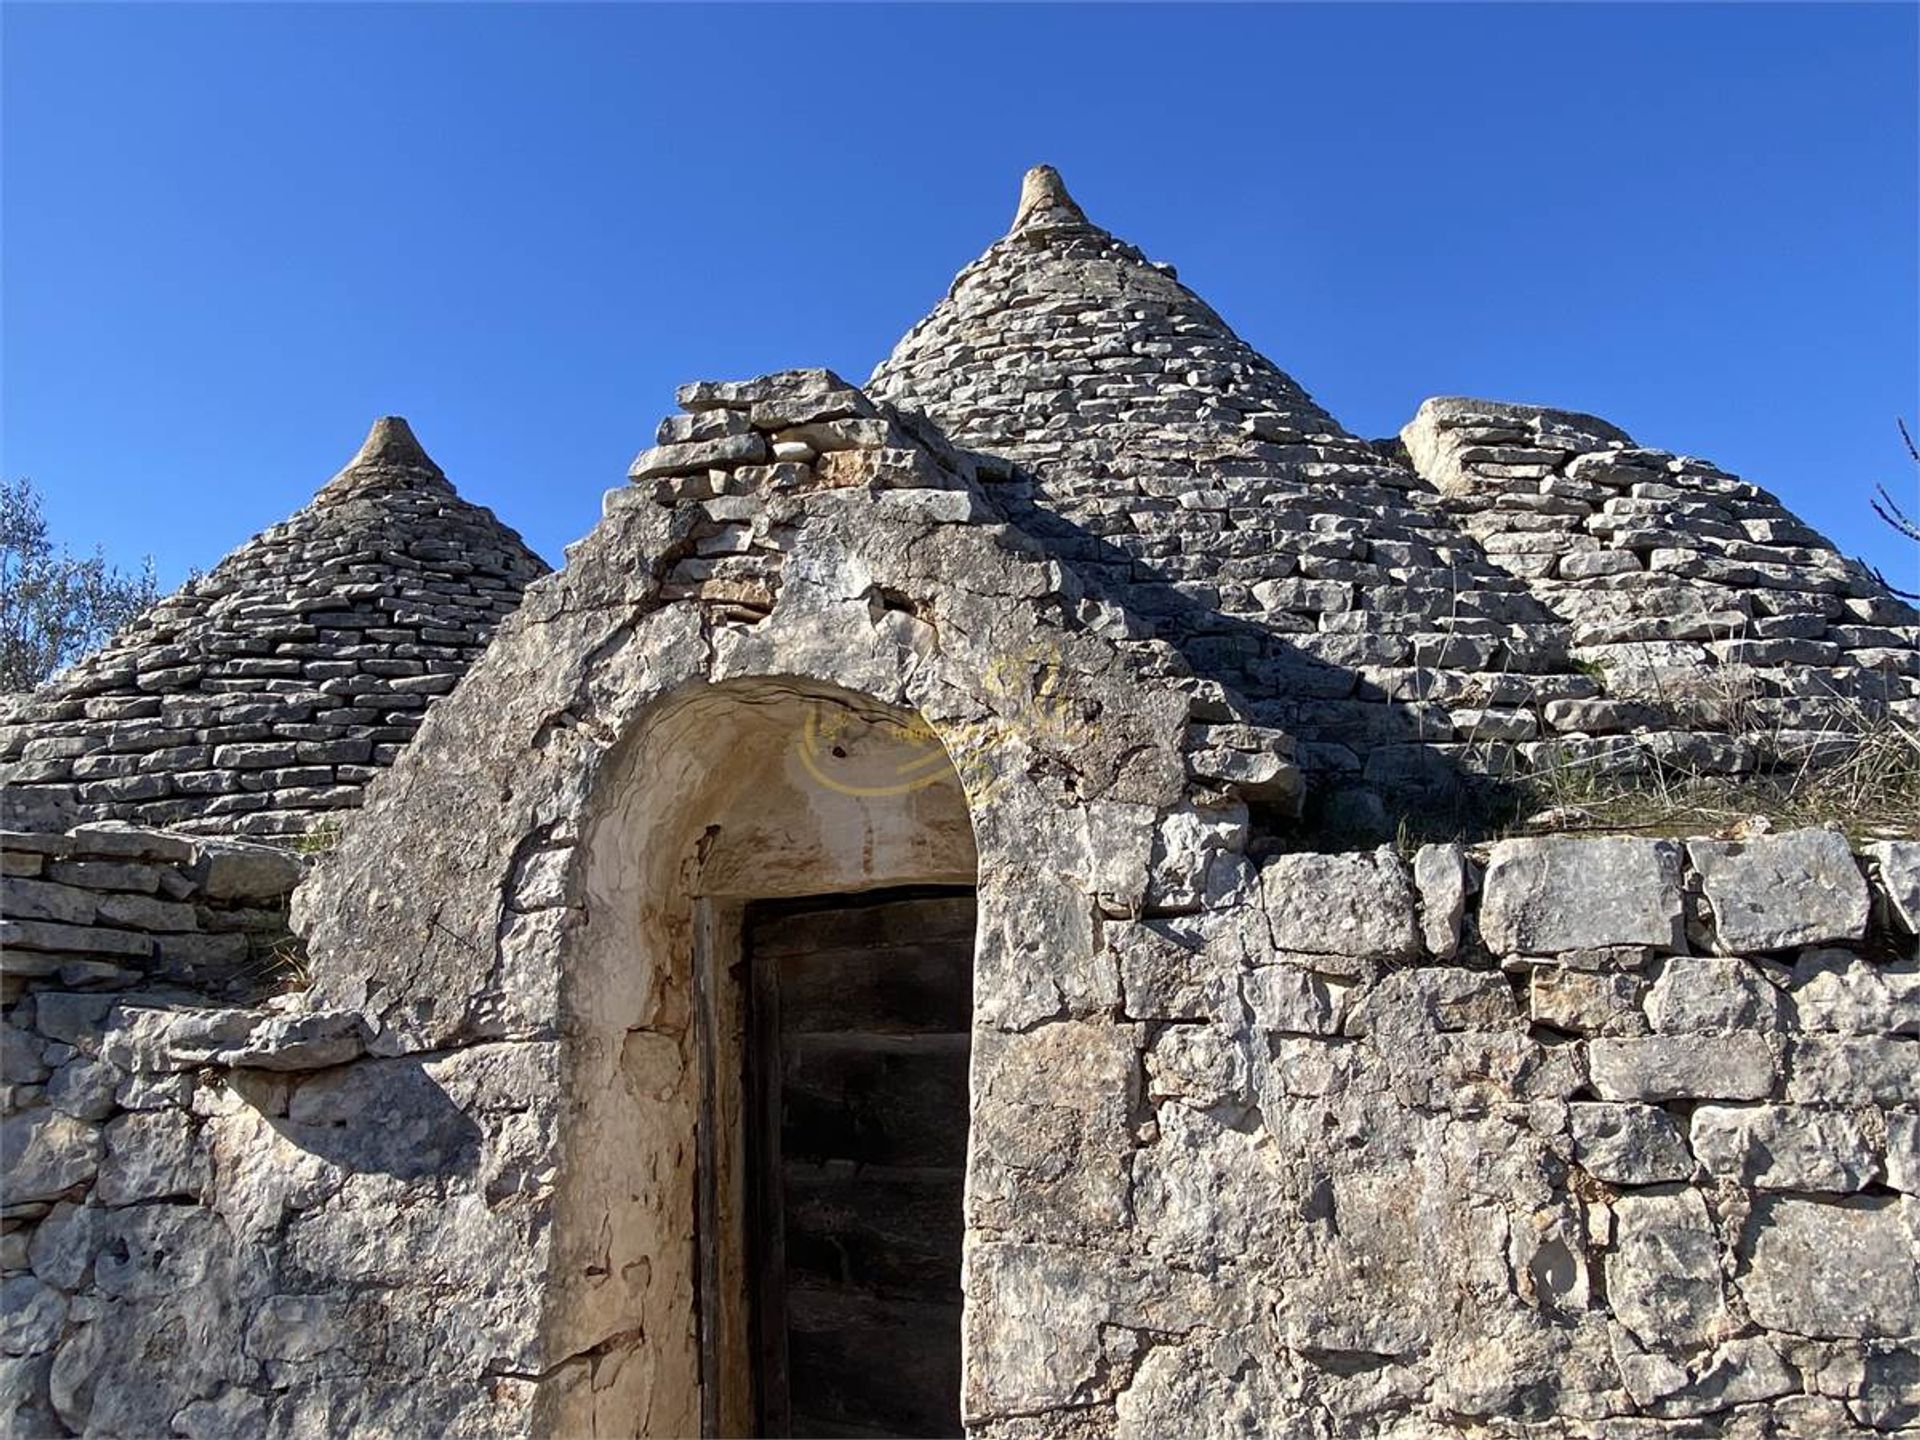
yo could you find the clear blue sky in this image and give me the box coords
[5,3,1916,590]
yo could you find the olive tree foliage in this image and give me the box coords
[0,477,160,692]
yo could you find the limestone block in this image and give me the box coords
[0,878,96,925]
[1569,1102,1693,1184]
[1260,847,1418,962]
[1691,1105,1878,1191]
[188,838,303,900]
[1480,837,1684,954]
[1607,1189,1726,1347]
[27,1203,99,1290]
[1131,1104,1276,1263]
[1888,1113,1919,1195]
[29,993,111,1051]
[244,1294,344,1361]
[1688,830,1869,952]
[96,1110,208,1206]
[1869,840,1920,936]
[0,1353,56,1436]
[0,1024,48,1085]
[96,1005,257,1074]
[628,432,767,480]
[0,919,151,960]
[1787,1036,1919,1105]
[1644,957,1785,1033]
[0,1276,66,1357]
[1742,1196,1920,1338]
[1791,949,1919,1033]
[1530,966,1647,1036]
[1413,842,1467,959]
[1588,1034,1776,1102]
[1655,1336,1798,1419]
[218,1009,368,1072]
[1114,1341,1279,1440]
[1112,917,1243,1023]
[0,1111,100,1203]
[1243,964,1350,1036]
[94,891,196,932]
[968,1022,1139,1244]
[45,1057,118,1121]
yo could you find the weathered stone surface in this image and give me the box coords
[0,1111,100,1203]
[0,1276,66,1356]
[96,1110,208,1206]
[1260,848,1418,960]
[1870,840,1920,935]
[1743,1196,1920,1338]
[1787,1035,1920,1105]
[0,418,547,836]
[1607,1189,1726,1347]
[1530,965,1646,1036]
[1588,1034,1776,1101]
[1412,842,1467,959]
[218,1008,367,1070]
[1691,1104,1878,1191]
[1644,956,1784,1033]
[1688,829,1870,952]
[1791,948,1918,1033]
[1570,1102,1693,1184]
[1480,837,1684,953]
[188,838,304,900]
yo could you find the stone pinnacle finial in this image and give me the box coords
[347,416,440,474]
[1012,164,1088,232]
[317,415,448,502]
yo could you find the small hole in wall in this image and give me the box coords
[831,746,847,759]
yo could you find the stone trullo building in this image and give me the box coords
[1,167,1917,1440]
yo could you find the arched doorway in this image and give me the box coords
[542,678,978,1439]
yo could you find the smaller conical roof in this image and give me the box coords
[0,417,548,838]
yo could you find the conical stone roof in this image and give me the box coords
[870,168,1589,806]
[0,418,549,837]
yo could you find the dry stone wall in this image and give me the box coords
[1079,825,1919,1438]
[1,824,304,1001]
[4,162,1918,1438]
[0,420,547,839]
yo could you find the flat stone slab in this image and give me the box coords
[1743,1196,1920,1338]
[1687,829,1868,952]
[1480,836,1684,954]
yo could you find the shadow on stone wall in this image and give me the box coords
[238,1057,483,1180]
[974,457,1544,850]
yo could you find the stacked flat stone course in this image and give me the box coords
[0,419,547,839]
[1,823,304,1003]
[1403,396,1920,774]
[869,168,1610,804]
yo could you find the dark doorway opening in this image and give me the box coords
[744,887,974,1439]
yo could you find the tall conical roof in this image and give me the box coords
[870,169,1584,806]
[0,418,549,837]
[870,165,1360,468]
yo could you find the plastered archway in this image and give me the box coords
[532,678,978,1436]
